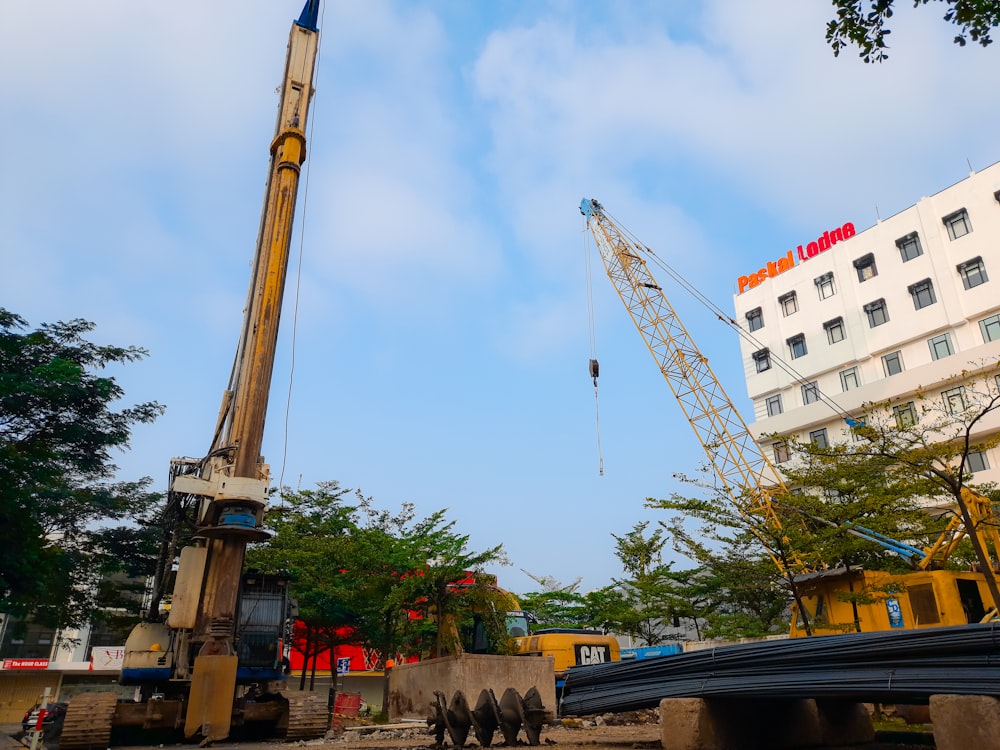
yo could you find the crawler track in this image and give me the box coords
[283,691,329,740]
[59,692,117,750]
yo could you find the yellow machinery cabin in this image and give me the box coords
[511,629,620,681]
[789,567,993,637]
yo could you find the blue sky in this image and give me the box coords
[2,1,998,595]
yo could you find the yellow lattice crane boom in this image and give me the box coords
[580,198,807,574]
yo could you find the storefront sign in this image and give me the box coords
[90,647,125,670]
[737,222,856,294]
[2,658,50,669]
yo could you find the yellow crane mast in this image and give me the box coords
[581,197,999,637]
[59,4,323,747]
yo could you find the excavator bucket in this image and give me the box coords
[185,654,238,742]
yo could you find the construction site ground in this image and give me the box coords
[2,710,936,750]
[324,713,932,750]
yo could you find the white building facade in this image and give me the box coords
[732,162,1000,482]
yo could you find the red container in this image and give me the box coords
[333,692,362,717]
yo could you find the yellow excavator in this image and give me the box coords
[580,197,1000,638]
[59,4,324,747]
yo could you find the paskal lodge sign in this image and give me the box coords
[737,222,856,294]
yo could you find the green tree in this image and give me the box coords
[650,473,820,635]
[785,368,1000,609]
[246,482,360,687]
[827,0,999,62]
[659,511,790,639]
[517,572,590,630]
[389,510,509,658]
[0,309,163,628]
[248,487,509,671]
[587,522,680,646]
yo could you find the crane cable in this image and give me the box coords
[278,0,327,502]
[584,225,605,476]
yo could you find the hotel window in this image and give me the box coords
[815,272,836,300]
[908,278,936,310]
[958,257,988,289]
[746,307,764,332]
[943,208,972,240]
[779,291,798,317]
[928,333,954,361]
[943,386,967,415]
[980,314,1000,343]
[766,394,783,417]
[801,381,820,405]
[896,232,923,262]
[968,451,990,473]
[864,298,889,328]
[787,334,807,359]
[773,442,790,464]
[893,401,917,429]
[809,428,829,449]
[824,317,845,344]
[854,253,877,282]
[839,366,860,392]
[882,350,903,376]
[753,348,771,373]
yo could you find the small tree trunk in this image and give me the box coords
[299,628,312,691]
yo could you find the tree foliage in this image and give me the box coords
[516,572,591,630]
[827,0,999,62]
[0,309,164,628]
[786,367,1000,606]
[653,488,792,639]
[246,484,508,672]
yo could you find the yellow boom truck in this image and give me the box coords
[58,3,323,747]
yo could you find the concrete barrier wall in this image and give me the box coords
[387,654,555,721]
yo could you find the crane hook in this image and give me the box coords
[589,359,604,476]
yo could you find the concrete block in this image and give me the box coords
[659,698,719,750]
[387,654,555,722]
[930,694,1000,750]
[659,697,833,750]
[815,700,874,746]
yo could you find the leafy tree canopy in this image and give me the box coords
[651,487,792,639]
[247,484,508,668]
[0,309,164,628]
[827,0,999,62]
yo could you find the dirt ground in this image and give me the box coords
[330,711,662,750]
[308,709,930,750]
[4,710,934,750]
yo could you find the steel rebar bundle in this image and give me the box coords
[561,623,1000,715]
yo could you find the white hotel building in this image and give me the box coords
[733,161,1000,482]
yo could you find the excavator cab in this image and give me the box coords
[506,610,531,637]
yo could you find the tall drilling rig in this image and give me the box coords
[59,3,324,746]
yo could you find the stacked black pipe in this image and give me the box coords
[561,623,1000,715]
